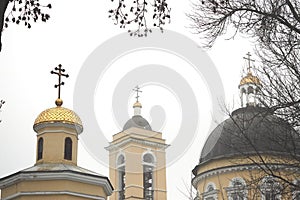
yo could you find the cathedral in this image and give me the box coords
[1,53,300,200]
[192,54,300,199]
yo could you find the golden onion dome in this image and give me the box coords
[239,72,261,87]
[133,101,142,108]
[33,99,83,133]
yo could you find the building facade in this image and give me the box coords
[106,100,168,200]
[0,98,113,200]
[192,56,300,200]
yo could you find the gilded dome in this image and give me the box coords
[34,105,83,133]
[239,72,261,86]
[133,101,142,108]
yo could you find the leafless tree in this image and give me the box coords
[0,0,52,51]
[188,0,300,126]
[108,0,171,37]
[0,0,171,52]
[214,106,300,199]
[0,99,5,123]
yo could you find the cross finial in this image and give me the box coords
[133,85,142,102]
[0,99,5,123]
[50,64,69,106]
[243,52,255,73]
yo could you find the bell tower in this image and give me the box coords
[106,86,168,200]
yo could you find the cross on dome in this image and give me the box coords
[50,64,69,106]
[243,52,255,73]
[133,85,142,103]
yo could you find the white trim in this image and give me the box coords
[292,179,300,200]
[202,182,218,200]
[2,191,105,200]
[105,137,169,151]
[226,177,247,200]
[260,176,282,200]
[192,164,298,188]
[142,150,156,166]
[37,128,78,136]
[0,171,113,196]
[116,152,125,168]
[34,122,83,134]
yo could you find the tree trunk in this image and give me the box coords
[0,0,10,52]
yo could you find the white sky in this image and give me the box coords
[0,0,256,199]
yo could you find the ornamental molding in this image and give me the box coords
[34,122,83,134]
[105,137,169,151]
[192,163,299,188]
[0,171,113,196]
[1,191,105,200]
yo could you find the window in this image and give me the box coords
[64,137,72,160]
[37,137,43,160]
[226,178,247,200]
[292,180,300,200]
[117,154,125,200]
[143,153,155,200]
[260,177,281,200]
[202,183,218,200]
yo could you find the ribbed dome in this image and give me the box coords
[199,106,300,164]
[239,72,261,86]
[34,106,83,133]
[123,115,152,131]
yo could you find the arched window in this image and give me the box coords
[37,137,43,160]
[226,178,247,200]
[293,180,300,200]
[117,154,125,200]
[260,177,281,200]
[203,183,218,200]
[143,153,155,200]
[64,137,72,160]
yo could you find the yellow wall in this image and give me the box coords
[108,127,167,200]
[194,155,299,200]
[35,126,78,165]
[1,179,107,199]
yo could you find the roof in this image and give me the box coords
[239,72,261,86]
[33,106,83,133]
[199,106,300,165]
[123,115,152,131]
[0,163,113,195]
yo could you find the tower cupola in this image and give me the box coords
[239,52,262,107]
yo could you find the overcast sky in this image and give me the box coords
[0,1,256,199]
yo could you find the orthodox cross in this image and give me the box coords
[243,52,255,73]
[133,85,142,102]
[51,64,69,99]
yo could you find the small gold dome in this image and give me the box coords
[34,106,82,127]
[133,101,142,108]
[239,72,261,86]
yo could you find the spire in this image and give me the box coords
[239,52,261,107]
[133,86,142,116]
[50,64,69,107]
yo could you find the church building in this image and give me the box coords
[0,65,113,200]
[192,53,300,200]
[106,86,168,200]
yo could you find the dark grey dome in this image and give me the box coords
[199,106,300,164]
[123,115,152,131]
